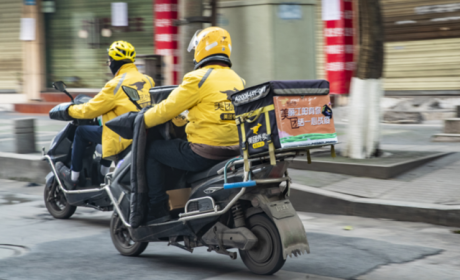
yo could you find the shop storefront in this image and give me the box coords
[316,0,460,95]
[44,0,154,89]
[0,1,23,93]
[382,0,460,94]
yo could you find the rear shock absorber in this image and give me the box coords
[231,202,245,228]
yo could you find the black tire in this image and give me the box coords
[44,177,77,219]
[110,212,148,256]
[239,214,286,275]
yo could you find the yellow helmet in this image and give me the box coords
[187,27,232,69]
[108,41,136,62]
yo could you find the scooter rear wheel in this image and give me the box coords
[239,213,286,275]
[44,177,77,219]
[110,212,148,256]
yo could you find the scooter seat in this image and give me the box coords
[186,159,231,184]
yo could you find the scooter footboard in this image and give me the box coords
[252,195,310,259]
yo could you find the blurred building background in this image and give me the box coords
[0,0,459,112]
[0,1,25,95]
[316,0,460,96]
[44,0,154,89]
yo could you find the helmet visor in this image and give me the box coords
[187,29,203,53]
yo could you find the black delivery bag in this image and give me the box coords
[230,80,334,168]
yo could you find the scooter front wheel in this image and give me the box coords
[110,212,148,256]
[239,213,286,275]
[44,177,77,219]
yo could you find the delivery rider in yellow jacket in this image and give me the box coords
[55,41,154,190]
[144,27,245,224]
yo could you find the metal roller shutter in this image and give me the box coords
[315,0,460,93]
[384,37,460,92]
[0,1,23,93]
[316,0,325,80]
[382,0,460,42]
[45,0,154,89]
[382,0,460,93]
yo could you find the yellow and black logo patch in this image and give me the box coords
[215,102,234,111]
[220,113,235,120]
[250,123,262,135]
[252,141,265,149]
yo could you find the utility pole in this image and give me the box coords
[210,0,217,26]
[178,0,204,76]
[176,0,219,76]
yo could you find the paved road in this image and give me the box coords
[1,179,459,280]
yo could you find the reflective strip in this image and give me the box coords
[273,88,329,95]
[198,68,214,88]
[240,78,246,88]
[114,73,127,95]
[205,41,218,51]
[143,75,153,88]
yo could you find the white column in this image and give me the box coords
[21,0,45,101]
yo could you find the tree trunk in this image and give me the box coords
[344,0,385,159]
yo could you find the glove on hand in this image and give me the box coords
[49,102,74,121]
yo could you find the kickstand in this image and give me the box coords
[168,236,193,253]
[207,226,237,260]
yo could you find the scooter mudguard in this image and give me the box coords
[253,195,310,259]
[273,214,310,259]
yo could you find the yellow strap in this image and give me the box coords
[331,145,336,158]
[306,149,311,164]
[240,122,250,172]
[265,111,276,166]
[236,104,275,124]
[243,149,249,172]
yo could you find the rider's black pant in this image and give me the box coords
[146,138,221,206]
[71,125,111,172]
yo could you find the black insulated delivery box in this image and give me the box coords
[230,80,338,167]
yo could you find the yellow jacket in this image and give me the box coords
[144,65,244,146]
[69,63,154,159]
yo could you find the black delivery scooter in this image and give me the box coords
[43,81,131,219]
[103,86,310,275]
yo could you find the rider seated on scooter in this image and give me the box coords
[144,27,245,224]
[55,41,154,190]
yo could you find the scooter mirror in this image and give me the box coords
[122,86,140,101]
[52,81,67,92]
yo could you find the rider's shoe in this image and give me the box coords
[146,200,171,225]
[55,162,78,190]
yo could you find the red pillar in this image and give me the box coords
[154,0,179,84]
[323,0,354,95]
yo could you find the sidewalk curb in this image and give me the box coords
[289,183,460,227]
[432,133,460,142]
[0,152,49,183]
[290,152,449,179]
